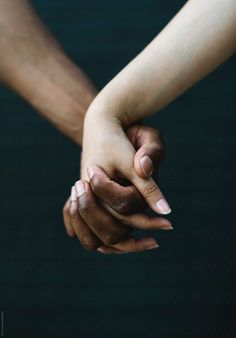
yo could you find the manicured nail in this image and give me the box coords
[70,186,77,202]
[87,166,95,180]
[139,155,153,177]
[75,180,86,198]
[155,198,171,215]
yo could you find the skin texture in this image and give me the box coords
[0,0,172,253]
[81,0,236,216]
[66,125,172,254]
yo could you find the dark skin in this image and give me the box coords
[64,125,172,254]
[0,0,172,254]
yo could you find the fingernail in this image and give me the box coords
[70,186,77,202]
[75,180,86,198]
[145,238,159,250]
[87,166,95,180]
[163,225,173,230]
[147,243,159,250]
[139,155,153,177]
[97,247,105,254]
[155,198,171,215]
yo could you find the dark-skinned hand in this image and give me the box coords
[63,124,172,254]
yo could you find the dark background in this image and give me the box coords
[1,0,236,337]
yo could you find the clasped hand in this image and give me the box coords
[63,118,172,254]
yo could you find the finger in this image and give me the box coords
[88,165,145,215]
[99,200,173,230]
[127,126,165,179]
[134,129,164,178]
[69,186,102,251]
[129,172,172,215]
[88,165,173,229]
[114,237,159,252]
[97,247,126,254]
[118,212,173,230]
[63,197,75,237]
[135,154,154,179]
[75,180,132,246]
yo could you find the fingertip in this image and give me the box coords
[139,237,159,250]
[139,154,153,178]
[155,198,172,215]
[67,227,75,237]
[75,180,87,198]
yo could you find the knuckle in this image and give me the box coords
[115,200,131,214]
[142,183,158,199]
[78,202,90,215]
[90,174,102,191]
[103,232,118,246]
[78,193,97,216]
[115,192,142,214]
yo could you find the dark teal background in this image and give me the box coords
[0,1,236,337]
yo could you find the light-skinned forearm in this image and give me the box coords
[89,0,236,126]
[0,0,97,145]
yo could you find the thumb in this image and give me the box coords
[134,152,154,179]
[132,127,165,179]
[134,143,164,179]
[130,172,171,215]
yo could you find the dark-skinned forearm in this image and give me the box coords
[0,0,97,145]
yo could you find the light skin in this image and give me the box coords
[0,0,172,254]
[79,0,236,252]
[68,126,173,254]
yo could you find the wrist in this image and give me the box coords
[85,85,135,130]
[86,66,152,128]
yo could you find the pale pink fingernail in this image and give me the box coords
[147,243,159,250]
[70,186,77,202]
[97,247,105,254]
[155,198,171,215]
[75,180,86,198]
[161,224,173,230]
[87,166,95,180]
[139,155,153,177]
[145,239,159,250]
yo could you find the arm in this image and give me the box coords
[0,0,171,253]
[86,0,236,126]
[0,0,96,145]
[82,0,236,213]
